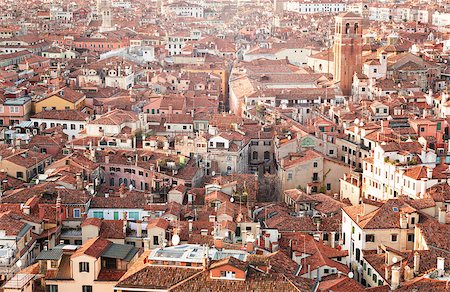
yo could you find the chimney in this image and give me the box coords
[22,205,30,215]
[400,213,408,229]
[413,251,420,275]
[105,155,110,164]
[247,240,255,253]
[214,237,223,249]
[200,229,208,236]
[136,220,142,237]
[188,220,193,233]
[438,206,446,224]
[330,231,336,248]
[241,230,248,244]
[426,167,433,179]
[437,257,445,277]
[391,266,401,290]
[420,178,428,197]
[76,173,84,190]
[208,215,215,223]
[119,184,126,198]
[356,213,360,224]
[202,245,209,270]
[123,216,127,235]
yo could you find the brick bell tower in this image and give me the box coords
[333,12,363,96]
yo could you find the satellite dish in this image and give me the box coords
[348,272,354,278]
[354,118,359,125]
[172,234,180,246]
[230,197,235,203]
[211,171,216,176]
[90,189,95,195]
[392,256,398,264]
[129,184,133,191]
[225,231,229,237]
[16,259,22,268]
[35,179,39,185]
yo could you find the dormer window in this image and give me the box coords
[220,271,236,279]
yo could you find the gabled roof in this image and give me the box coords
[318,275,365,292]
[210,256,248,271]
[147,218,170,230]
[71,237,112,259]
[343,198,433,229]
[40,87,85,104]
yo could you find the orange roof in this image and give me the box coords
[72,237,111,259]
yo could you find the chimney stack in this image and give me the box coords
[413,251,420,275]
[391,266,401,290]
[208,215,215,223]
[188,220,193,233]
[22,205,30,215]
[247,240,255,253]
[136,220,142,237]
[123,213,127,235]
[437,257,445,277]
[426,167,433,179]
[214,237,223,249]
[420,178,428,197]
[400,213,408,229]
[76,173,84,190]
[330,231,336,248]
[119,183,126,198]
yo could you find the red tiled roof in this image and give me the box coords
[147,218,169,230]
[72,237,111,259]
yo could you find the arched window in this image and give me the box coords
[252,151,258,160]
[118,178,123,185]
[354,23,359,34]
[110,177,114,186]
[345,23,350,34]
[227,166,232,174]
[264,151,270,160]
[123,178,128,186]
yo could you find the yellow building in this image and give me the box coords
[0,148,52,182]
[181,60,229,98]
[41,237,139,292]
[33,87,86,113]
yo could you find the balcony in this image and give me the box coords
[360,143,371,151]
